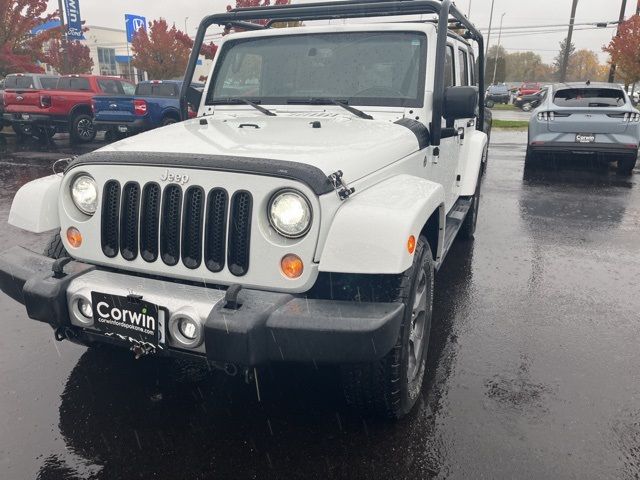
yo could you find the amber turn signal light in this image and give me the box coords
[281,254,304,279]
[66,227,82,248]
[407,235,416,254]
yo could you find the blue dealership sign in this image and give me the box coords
[64,0,84,39]
[125,14,147,43]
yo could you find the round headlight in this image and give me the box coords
[70,175,98,215]
[268,190,312,238]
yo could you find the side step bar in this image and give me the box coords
[436,196,472,269]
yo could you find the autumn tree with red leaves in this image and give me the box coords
[131,19,219,79]
[226,0,298,28]
[0,0,59,76]
[603,15,640,86]
[44,39,93,75]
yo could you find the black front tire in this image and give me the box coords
[485,99,495,108]
[617,156,637,175]
[341,237,434,419]
[70,114,96,143]
[43,230,68,259]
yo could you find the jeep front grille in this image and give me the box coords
[100,181,252,276]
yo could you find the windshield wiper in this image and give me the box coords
[210,98,276,116]
[286,98,374,120]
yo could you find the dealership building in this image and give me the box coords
[38,22,213,83]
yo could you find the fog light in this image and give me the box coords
[66,227,82,248]
[281,254,303,279]
[178,317,198,340]
[78,298,93,319]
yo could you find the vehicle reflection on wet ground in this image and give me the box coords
[0,130,639,479]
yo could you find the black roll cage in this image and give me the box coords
[179,0,485,148]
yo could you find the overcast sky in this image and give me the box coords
[47,0,637,63]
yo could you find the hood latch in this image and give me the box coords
[328,170,355,201]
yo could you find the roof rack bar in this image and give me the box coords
[180,0,485,146]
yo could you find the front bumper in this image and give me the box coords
[0,247,404,366]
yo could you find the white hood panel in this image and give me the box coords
[100,114,421,183]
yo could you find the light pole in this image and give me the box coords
[467,0,472,19]
[184,17,189,34]
[56,0,68,74]
[485,0,495,58]
[609,0,628,83]
[492,13,506,85]
[559,0,579,83]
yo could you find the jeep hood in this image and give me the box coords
[100,114,422,184]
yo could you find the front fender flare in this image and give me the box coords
[9,174,61,233]
[319,175,445,275]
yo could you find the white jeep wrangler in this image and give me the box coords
[0,0,489,419]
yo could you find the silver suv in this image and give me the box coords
[527,82,640,174]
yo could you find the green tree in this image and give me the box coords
[485,45,507,84]
[553,37,576,80]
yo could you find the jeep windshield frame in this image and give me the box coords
[205,31,428,109]
[180,0,485,148]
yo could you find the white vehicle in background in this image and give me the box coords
[0,0,490,419]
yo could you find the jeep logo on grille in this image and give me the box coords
[160,169,189,184]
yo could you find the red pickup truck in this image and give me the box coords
[3,75,135,142]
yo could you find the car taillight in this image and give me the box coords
[537,111,570,121]
[608,112,640,122]
[40,94,51,108]
[134,99,147,116]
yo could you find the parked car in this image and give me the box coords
[485,84,510,107]
[2,73,59,137]
[3,74,134,142]
[514,88,548,112]
[93,80,201,137]
[518,82,542,96]
[526,82,639,174]
[0,79,7,130]
[0,0,491,420]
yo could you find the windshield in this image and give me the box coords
[553,88,625,108]
[207,31,427,108]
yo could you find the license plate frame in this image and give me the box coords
[575,133,596,144]
[91,292,161,348]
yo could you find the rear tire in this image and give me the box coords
[617,155,637,175]
[340,237,434,419]
[161,116,178,126]
[12,123,33,139]
[459,168,482,239]
[43,230,68,259]
[70,114,96,143]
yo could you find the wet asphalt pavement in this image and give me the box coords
[0,129,639,479]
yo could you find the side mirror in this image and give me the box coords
[443,86,479,121]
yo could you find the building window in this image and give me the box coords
[98,47,117,76]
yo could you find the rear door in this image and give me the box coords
[548,87,630,135]
[435,43,462,212]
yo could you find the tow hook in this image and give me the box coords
[130,343,155,359]
[54,326,76,342]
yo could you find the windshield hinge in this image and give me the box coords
[328,170,355,201]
